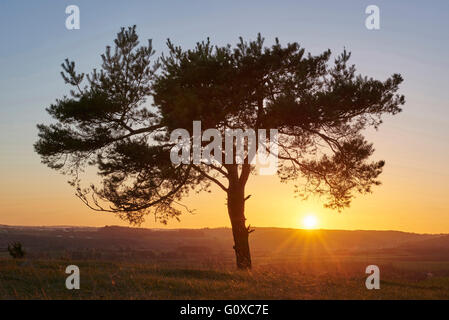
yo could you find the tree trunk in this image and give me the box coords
[227,182,252,270]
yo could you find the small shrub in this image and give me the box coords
[8,242,26,259]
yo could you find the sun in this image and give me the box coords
[303,215,318,229]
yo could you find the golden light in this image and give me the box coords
[303,215,318,229]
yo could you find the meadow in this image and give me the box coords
[2,226,449,299]
[1,256,449,300]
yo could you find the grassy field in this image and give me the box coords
[1,256,449,299]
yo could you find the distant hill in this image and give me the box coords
[379,234,449,260]
[1,225,446,261]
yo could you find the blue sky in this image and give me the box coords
[1,1,449,231]
[1,0,448,133]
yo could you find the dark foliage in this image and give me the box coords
[8,242,25,259]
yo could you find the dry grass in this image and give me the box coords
[1,256,449,300]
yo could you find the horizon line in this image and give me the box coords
[0,223,446,236]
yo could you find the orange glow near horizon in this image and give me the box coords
[0,143,446,234]
[2,156,448,234]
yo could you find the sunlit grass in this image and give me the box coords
[1,257,449,299]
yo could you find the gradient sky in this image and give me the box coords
[1,0,448,232]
